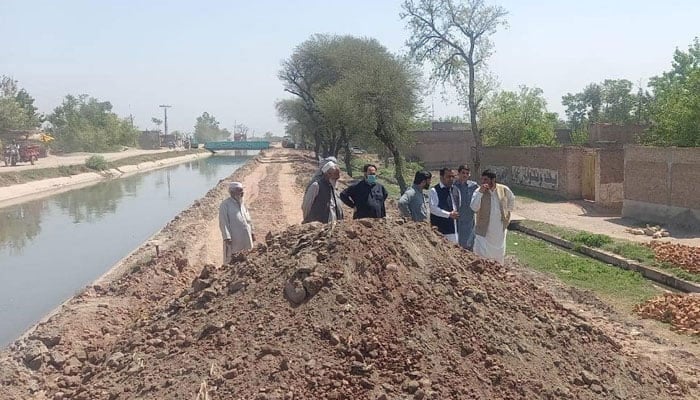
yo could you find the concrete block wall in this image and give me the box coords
[622,145,700,229]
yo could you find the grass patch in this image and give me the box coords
[508,231,661,309]
[511,186,564,203]
[516,219,700,283]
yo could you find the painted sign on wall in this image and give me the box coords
[484,166,509,182]
[512,166,559,190]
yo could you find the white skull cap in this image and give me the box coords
[229,182,244,191]
[321,161,337,173]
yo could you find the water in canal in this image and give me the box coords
[0,154,253,347]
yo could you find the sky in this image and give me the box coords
[2,0,699,136]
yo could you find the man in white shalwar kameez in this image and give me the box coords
[219,182,254,264]
[470,170,515,264]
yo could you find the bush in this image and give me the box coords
[85,155,109,171]
[568,232,613,248]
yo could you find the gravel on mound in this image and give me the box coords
[2,219,691,399]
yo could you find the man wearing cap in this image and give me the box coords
[219,182,254,264]
[302,161,343,223]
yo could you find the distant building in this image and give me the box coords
[138,130,161,149]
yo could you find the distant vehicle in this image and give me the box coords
[3,142,39,166]
[282,137,296,149]
[168,141,176,149]
[351,146,366,154]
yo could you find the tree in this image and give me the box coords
[481,86,556,146]
[194,112,228,142]
[234,123,250,139]
[343,49,420,191]
[645,38,700,146]
[0,76,41,132]
[279,35,421,187]
[402,0,508,172]
[151,117,163,131]
[47,94,138,152]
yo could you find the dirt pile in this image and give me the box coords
[636,293,700,336]
[2,219,694,399]
[646,241,700,274]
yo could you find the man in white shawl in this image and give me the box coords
[219,182,254,264]
[470,170,515,264]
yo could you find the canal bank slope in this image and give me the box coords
[0,148,312,398]
[0,151,211,209]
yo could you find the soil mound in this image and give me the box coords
[3,219,691,399]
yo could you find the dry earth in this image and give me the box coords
[0,148,698,399]
[514,200,700,247]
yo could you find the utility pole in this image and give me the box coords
[159,105,171,136]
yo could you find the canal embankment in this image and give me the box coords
[0,149,314,399]
[0,150,210,208]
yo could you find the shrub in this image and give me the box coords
[569,232,613,248]
[85,155,109,171]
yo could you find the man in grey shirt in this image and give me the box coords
[398,170,432,222]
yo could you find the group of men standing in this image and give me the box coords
[217,155,514,266]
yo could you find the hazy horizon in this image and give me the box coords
[2,0,698,135]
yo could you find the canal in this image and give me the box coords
[0,154,252,347]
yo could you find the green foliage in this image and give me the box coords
[0,76,41,132]
[482,86,557,146]
[561,79,643,131]
[278,34,420,191]
[85,155,109,171]
[566,232,614,248]
[47,94,138,152]
[194,112,229,142]
[645,39,700,146]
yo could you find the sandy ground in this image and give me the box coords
[514,199,700,247]
[0,148,173,173]
[0,152,210,209]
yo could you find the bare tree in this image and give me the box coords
[402,0,507,172]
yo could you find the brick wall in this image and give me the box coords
[481,146,586,199]
[622,145,700,229]
[595,148,624,208]
[405,130,474,170]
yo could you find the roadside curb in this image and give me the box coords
[509,220,700,293]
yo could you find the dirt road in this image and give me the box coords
[0,148,172,173]
[514,199,700,247]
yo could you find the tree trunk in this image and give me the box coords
[468,61,482,174]
[390,147,407,194]
[343,141,353,177]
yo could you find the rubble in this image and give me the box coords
[0,219,690,399]
[646,241,700,274]
[635,293,700,336]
